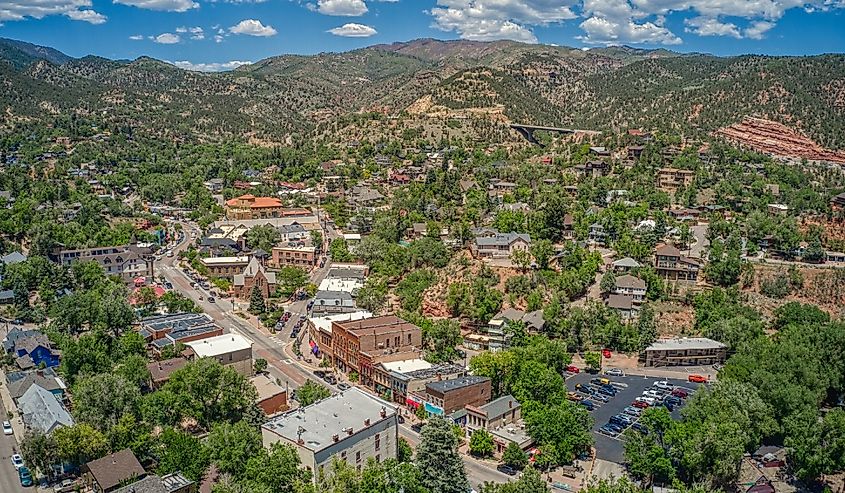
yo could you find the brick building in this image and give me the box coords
[331,316,422,387]
[417,375,492,416]
[200,256,250,279]
[233,257,277,299]
[270,244,317,269]
[224,194,310,220]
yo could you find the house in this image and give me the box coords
[311,290,356,316]
[12,333,60,369]
[644,337,727,367]
[668,208,700,222]
[19,384,73,434]
[8,369,65,401]
[656,168,694,192]
[3,328,42,353]
[767,203,789,216]
[55,245,154,285]
[111,472,195,493]
[204,178,224,193]
[417,375,491,416]
[261,388,398,481]
[465,395,530,456]
[199,256,250,280]
[184,333,253,376]
[305,310,373,363]
[318,265,368,294]
[573,160,610,178]
[612,257,641,273]
[485,308,545,351]
[347,185,385,210]
[330,315,422,387]
[250,373,288,415]
[233,257,277,299]
[0,289,14,304]
[589,146,610,157]
[139,313,223,353]
[826,251,845,264]
[84,449,146,493]
[0,251,27,265]
[562,214,575,240]
[471,232,531,259]
[607,294,638,321]
[654,244,700,283]
[588,223,607,245]
[614,275,646,303]
[147,357,189,389]
[831,192,845,215]
[501,202,530,213]
[278,222,309,243]
[269,244,316,269]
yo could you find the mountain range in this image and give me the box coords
[1,37,843,149]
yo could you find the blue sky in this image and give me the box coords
[0,0,843,71]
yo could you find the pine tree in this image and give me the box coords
[249,285,266,315]
[416,415,470,493]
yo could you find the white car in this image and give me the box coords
[653,381,673,391]
[2,420,12,435]
[11,453,23,469]
[643,390,662,399]
[605,368,624,377]
[635,396,656,405]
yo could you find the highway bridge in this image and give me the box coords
[509,123,600,147]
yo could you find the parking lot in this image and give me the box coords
[565,372,702,463]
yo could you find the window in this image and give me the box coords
[375,454,380,463]
[341,451,346,460]
[375,433,380,451]
[356,451,361,463]
[407,334,412,344]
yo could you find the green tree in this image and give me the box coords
[243,442,311,492]
[207,420,262,478]
[20,430,58,478]
[295,380,331,407]
[397,437,413,463]
[469,429,495,458]
[155,428,210,482]
[502,441,529,470]
[510,249,531,272]
[530,239,554,270]
[246,225,281,252]
[52,423,108,467]
[254,358,268,373]
[72,373,141,431]
[416,415,469,493]
[524,402,593,466]
[600,270,616,294]
[584,352,601,371]
[249,285,266,314]
[356,276,388,314]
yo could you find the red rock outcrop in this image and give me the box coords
[715,117,845,164]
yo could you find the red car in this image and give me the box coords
[565,365,580,373]
[688,374,708,383]
[602,349,612,359]
[632,400,650,409]
[671,388,689,398]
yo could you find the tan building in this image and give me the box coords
[56,244,154,285]
[184,333,253,376]
[200,256,250,279]
[224,194,311,220]
[331,316,422,387]
[644,337,727,367]
[654,244,700,283]
[465,395,530,455]
[233,257,277,299]
[270,244,317,269]
[657,167,694,192]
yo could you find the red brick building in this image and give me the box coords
[331,316,422,387]
[233,257,277,299]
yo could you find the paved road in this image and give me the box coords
[398,423,510,489]
[0,399,27,492]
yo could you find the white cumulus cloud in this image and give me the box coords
[309,0,368,16]
[684,16,741,38]
[169,60,252,71]
[0,0,108,24]
[65,9,106,23]
[114,0,198,12]
[229,19,277,36]
[153,32,181,44]
[744,20,776,39]
[129,34,144,40]
[431,0,578,44]
[176,26,205,39]
[328,22,378,37]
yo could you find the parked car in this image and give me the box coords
[207,296,216,303]
[579,400,594,411]
[642,390,662,399]
[632,400,650,409]
[337,383,350,391]
[635,396,655,405]
[411,423,423,433]
[11,453,24,469]
[313,370,325,379]
[591,378,611,386]
[605,422,625,433]
[653,381,673,390]
[591,393,609,403]
[688,374,708,383]
[623,406,642,416]
[565,365,580,373]
[575,383,592,392]
[631,422,649,434]
[605,368,624,377]
[598,425,619,437]
[324,375,337,385]
[610,415,632,427]
[566,391,583,402]
[497,464,518,476]
[600,384,618,394]
[397,415,405,424]
[597,386,616,397]
[665,396,683,407]
[19,466,32,487]
[672,388,689,398]
[2,420,12,435]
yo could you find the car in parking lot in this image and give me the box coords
[497,464,518,476]
[632,400,650,409]
[605,368,624,377]
[3,420,12,435]
[590,393,609,403]
[672,388,689,398]
[610,415,632,427]
[580,400,594,411]
[635,396,656,405]
[597,386,616,397]
[623,406,642,416]
[19,466,33,487]
[591,378,611,386]
[631,422,649,434]
[598,425,619,437]
[565,365,580,373]
[605,422,624,433]
[688,374,708,383]
[665,396,682,407]
[653,381,673,390]
[11,453,24,469]
[566,392,583,402]
[642,390,662,399]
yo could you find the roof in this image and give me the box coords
[261,388,396,453]
[0,251,27,264]
[3,328,42,352]
[308,311,373,334]
[470,394,521,419]
[146,358,188,384]
[655,244,681,257]
[476,232,531,247]
[380,359,433,374]
[18,384,73,433]
[334,315,420,337]
[250,373,287,402]
[8,371,64,400]
[15,334,53,354]
[616,275,646,290]
[200,256,250,265]
[225,195,284,209]
[646,337,727,351]
[607,294,634,310]
[426,375,490,394]
[85,449,146,492]
[185,333,252,357]
[235,257,277,286]
[612,257,641,268]
[112,472,194,493]
[314,290,354,302]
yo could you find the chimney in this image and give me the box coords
[332,434,339,442]
[364,418,370,427]
[346,427,353,436]
[508,400,512,409]
[380,407,387,418]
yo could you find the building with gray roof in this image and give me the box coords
[644,337,727,367]
[19,384,73,434]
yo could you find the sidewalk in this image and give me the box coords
[0,369,25,442]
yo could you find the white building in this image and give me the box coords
[184,333,253,376]
[261,388,398,481]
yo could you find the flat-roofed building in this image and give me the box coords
[331,316,422,387]
[184,333,253,376]
[270,244,317,269]
[139,313,223,354]
[374,359,465,405]
[306,310,372,362]
[225,194,310,220]
[146,357,188,389]
[417,375,492,416]
[55,244,154,285]
[250,373,288,415]
[200,256,250,279]
[261,388,398,481]
[644,337,727,367]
